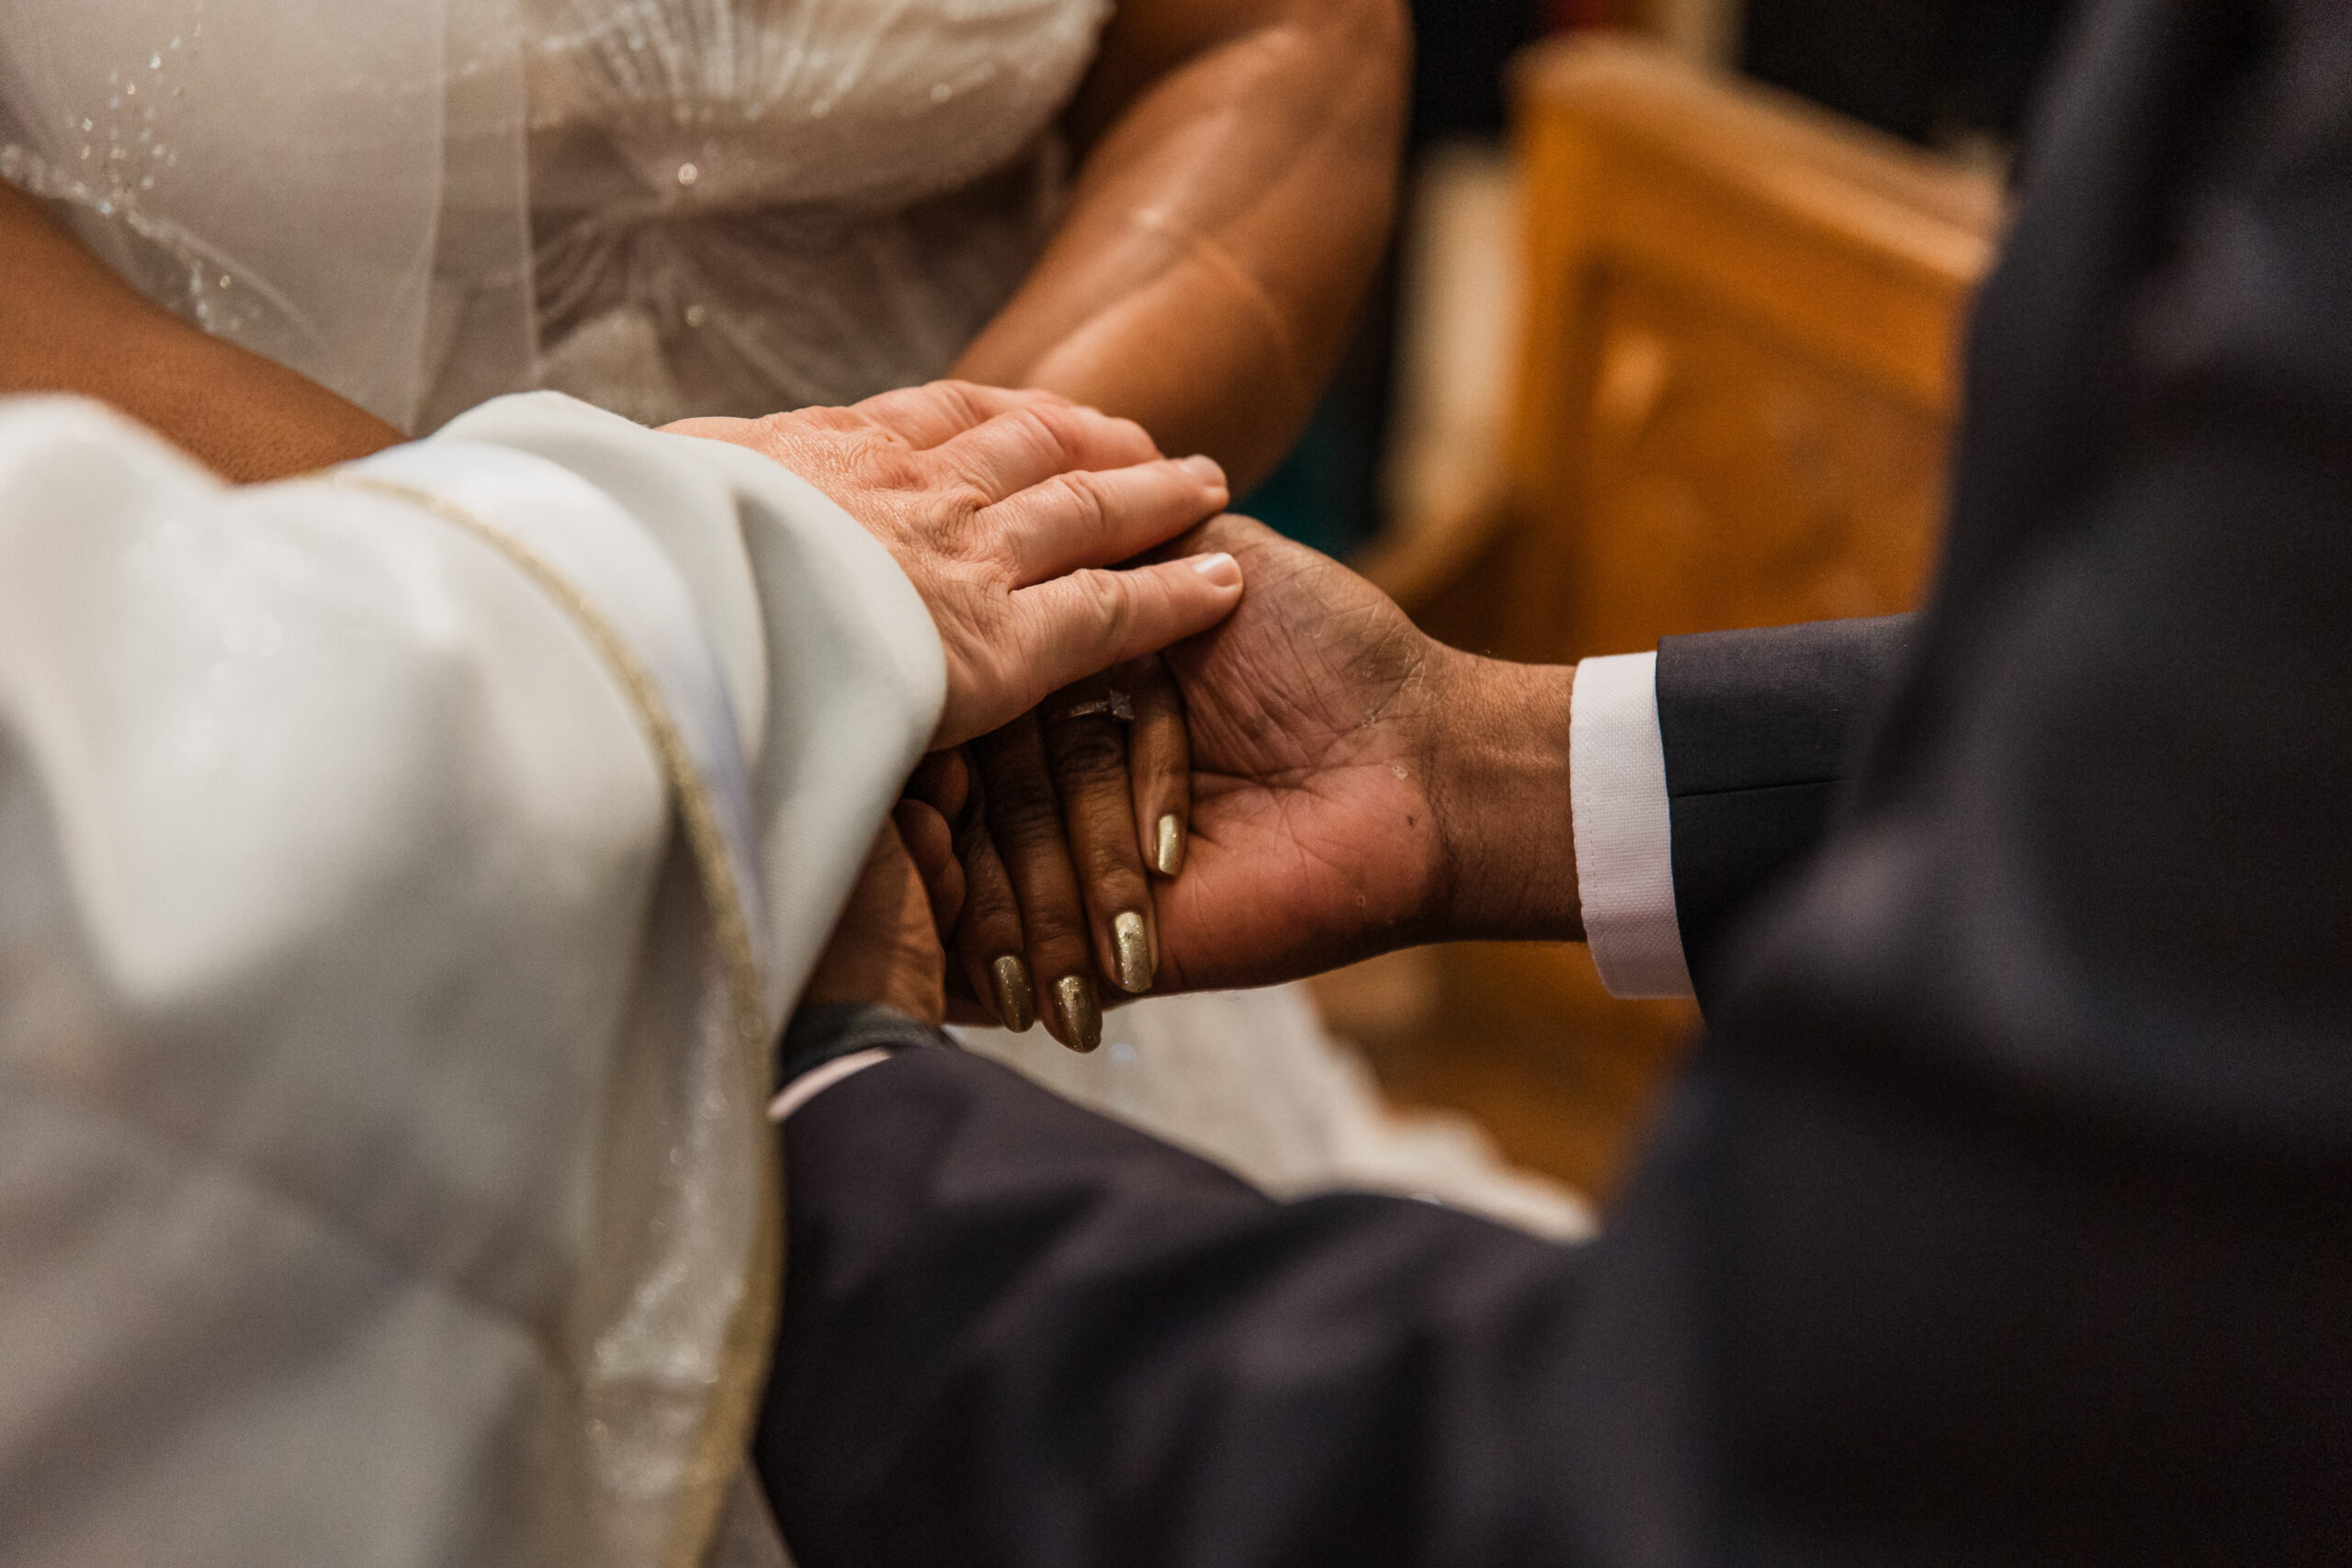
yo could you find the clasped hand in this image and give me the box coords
[674,380,1583,1041]
[747,384,1587,1044]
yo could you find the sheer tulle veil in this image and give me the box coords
[0,0,1113,434]
[0,0,537,432]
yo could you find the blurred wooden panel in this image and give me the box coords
[1633,0,1741,69]
[1566,265,1948,652]
[1346,35,2001,1204]
[1501,33,2000,666]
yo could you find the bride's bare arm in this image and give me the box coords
[0,183,400,481]
[948,0,1408,494]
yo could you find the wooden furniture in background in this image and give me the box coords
[1499,34,2000,658]
[1326,35,2002,1202]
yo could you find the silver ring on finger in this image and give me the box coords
[1043,690,1134,728]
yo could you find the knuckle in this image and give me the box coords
[942,478,995,521]
[1087,866,1150,909]
[920,380,980,429]
[1022,403,1089,464]
[1047,724,1128,781]
[985,773,1066,844]
[1080,570,1137,643]
[801,406,864,436]
[841,429,916,481]
[956,876,1023,928]
[997,404,1051,453]
[947,777,995,842]
[1050,470,1111,533]
[1015,893,1091,949]
[1103,414,1155,457]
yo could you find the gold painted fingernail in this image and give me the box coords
[1113,910,1155,994]
[1053,974,1102,1053]
[1154,813,1185,878]
[990,955,1035,1032]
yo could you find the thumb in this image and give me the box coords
[1012,551,1244,702]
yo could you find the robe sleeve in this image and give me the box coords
[0,391,939,1568]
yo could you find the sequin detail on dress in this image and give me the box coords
[520,0,1109,421]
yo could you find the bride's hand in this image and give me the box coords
[906,658,1192,1052]
[665,381,1238,748]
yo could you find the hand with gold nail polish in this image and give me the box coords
[908,656,1193,1053]
[916,514,1584,1019]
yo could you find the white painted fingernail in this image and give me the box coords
[1179,454,1227,488]
[1189,552,1241,589]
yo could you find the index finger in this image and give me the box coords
[924,400,1166,504]
[852,380,1080,452]
[989,457,1230,588]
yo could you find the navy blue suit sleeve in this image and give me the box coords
[757,1045,1591,1568]
[1656,614,1915,1010]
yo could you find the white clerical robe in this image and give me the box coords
[0,392,944,1566]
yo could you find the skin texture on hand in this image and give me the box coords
[665,383,1241,747]
[802,817,950,1026]
[1144,515,1585,993]
[951,0,1408,492]
[0,184,402,482]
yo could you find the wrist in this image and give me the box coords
[799,898,947,1026]
[1423,653,1584,942]
[800,948,944,1025]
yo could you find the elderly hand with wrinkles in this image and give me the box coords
[667,380,1239,749]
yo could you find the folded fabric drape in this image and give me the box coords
[0,392,942,1567]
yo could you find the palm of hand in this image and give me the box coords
[1153,518,1453,991]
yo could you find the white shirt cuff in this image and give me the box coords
[767,1048,895,1122]
[1571,652,1696,999]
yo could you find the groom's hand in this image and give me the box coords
[667,382,1240,748]
[1148,514,1585,993]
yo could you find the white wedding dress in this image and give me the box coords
[0,0,1582,1220]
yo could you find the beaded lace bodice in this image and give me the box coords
[522,0,1102,215]
[518,0,1108,424]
